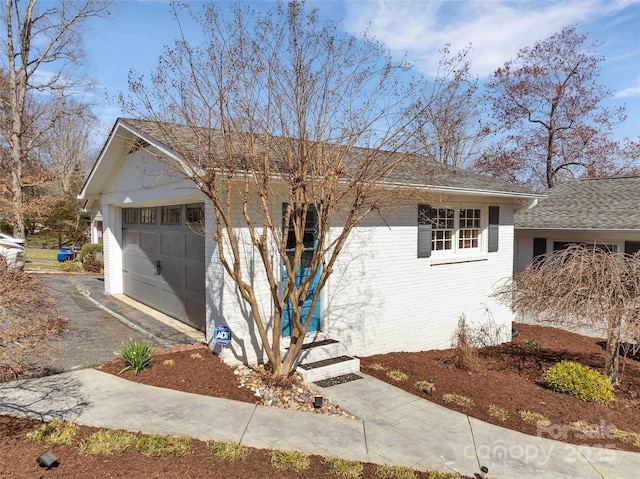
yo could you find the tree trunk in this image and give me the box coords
[604,317,621,384]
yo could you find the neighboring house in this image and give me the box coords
[514,177,640,273]
[79,118,538,377]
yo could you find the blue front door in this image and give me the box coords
[282,205,321,337]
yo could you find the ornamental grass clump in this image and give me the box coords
[544,360,615,403]
[119,340,153,375]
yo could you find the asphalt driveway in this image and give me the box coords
[34,274,201,374]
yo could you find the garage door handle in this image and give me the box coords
[155,260,161,275]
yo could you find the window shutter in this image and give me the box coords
[417,204,433,258]
[488,206,499,253]
[625,242,640,255]
[533,237,547,258]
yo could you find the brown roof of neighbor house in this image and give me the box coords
[119,118,537,199]
[515,176,640,231]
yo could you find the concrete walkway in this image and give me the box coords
[1,367,638,479]
[1,274,639,478]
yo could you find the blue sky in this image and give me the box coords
[84,0,640,143]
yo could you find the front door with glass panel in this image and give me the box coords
[281,205,321,337]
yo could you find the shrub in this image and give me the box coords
[428,471,462,479]
[270,449,310,472]
[519,410,551,428]
[386,370,408,382]
[488,404,509,422]
[135,434,191,457]
[0,268,65,380]
[57,260,84,272]
[451,315,477,370]
[30,420,79,446]
[544,361,615,403]
[442,394,474,408]
[415,380,435,396]
[325,457,363,478]
[375,464,416,479]
[78,429,137,455]
[119,340,153,375]
[78,243,103,273]
[206,440,250,461]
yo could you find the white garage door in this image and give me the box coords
[122,204,206,330]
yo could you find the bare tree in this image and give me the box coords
[42,98,99,197]
[495,244,640,384]
[478,25,634,191]
[124,1,431,377]
[0,0,111,238]
[412,44,490,169]
[0,266,65,380]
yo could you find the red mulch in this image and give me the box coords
[2,323,639,478]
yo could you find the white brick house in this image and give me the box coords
[80,119,538,375]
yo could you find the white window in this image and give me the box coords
[418,204,496,258]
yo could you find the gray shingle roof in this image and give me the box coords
[121,118,535,198]
[515,177,640,230]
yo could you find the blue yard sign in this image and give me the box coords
[213,325,232,346]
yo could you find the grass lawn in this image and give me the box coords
[24,247,61,271]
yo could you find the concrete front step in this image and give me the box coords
[294,338,360,383]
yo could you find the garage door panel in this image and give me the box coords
[158,259,185,288]
[161,231,186,258]
[140,231,161,254]
[124,274,140,300]
[160,287,186,319]
[186,264,205,293]
[137,255,158,282]
[140,280,161,305]
[186,233,205,261]
[186,296,206,329]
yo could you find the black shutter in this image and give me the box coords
[533,237,547,259]
[417,204,433,258]
[625,242,640,254]
[488,206,499,253]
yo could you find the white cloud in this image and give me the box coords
[615,85,640,98]
[341,0,637,78]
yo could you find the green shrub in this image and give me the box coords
[78,429,137,455]
[135,434,191,457]
[270,449,310,472]
[78,243,103,273]
[519,410,551,428]
[442,393,474,408]
[325,457,363,478]
[30,420,79,446]
[386,370,408,381]
[206,440,250,461]
[544,361,615,403]
[119,340,153,375]
[375,464,416,479]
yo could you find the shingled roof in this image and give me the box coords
[515,177,640,231]
[120,118,536,199]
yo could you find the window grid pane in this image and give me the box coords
[186,205,204,225]
[162,206,181,225]
[140,208,156,224]
[459,209,480,249]
[124,208,138,224]
[431,208,454,251]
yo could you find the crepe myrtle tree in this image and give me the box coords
[495,244,640,384]
[123,1,435,377]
